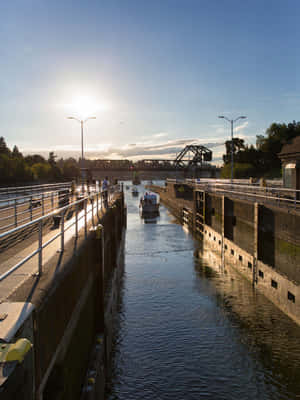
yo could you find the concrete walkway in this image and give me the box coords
[0,199,108,303]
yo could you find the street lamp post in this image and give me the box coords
[218,115,247,182]
[67,116,96,193]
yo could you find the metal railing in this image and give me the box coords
[0,182,72,198]
[0,184,122,282]
[165,178,300,210]
[0,187,74,233]
[195,181,300,210]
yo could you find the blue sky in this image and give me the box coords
[1,0,300,164]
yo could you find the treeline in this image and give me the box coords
[0,137,80,185]
[221,121,300,179]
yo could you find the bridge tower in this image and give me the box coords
[174,145,212,168]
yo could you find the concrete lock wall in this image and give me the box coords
[2,193,126,400]
[150,182,300,326]
[258,206,300,284]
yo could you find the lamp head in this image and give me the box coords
[218,116,225,119]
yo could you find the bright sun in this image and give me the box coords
[64,95,110,119]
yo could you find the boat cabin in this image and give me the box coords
[143,192,157,204]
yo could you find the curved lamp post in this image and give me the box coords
[67,116,96,193]
[218,115,247,182]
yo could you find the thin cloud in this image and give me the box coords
[153,132,168,138]
[234,121,249,133]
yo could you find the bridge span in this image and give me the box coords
[85,144,220,181]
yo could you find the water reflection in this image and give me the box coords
[195,245,300,398]
[106,181,300,400]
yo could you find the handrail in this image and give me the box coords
[0,184,122,284]
[196,181,300,194]
[0,182,72,195]
[0,188,68,205]
[194,182,300,209]
[166,178,300,209]
[0,186,84,232]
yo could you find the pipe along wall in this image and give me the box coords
[0,193,126,400]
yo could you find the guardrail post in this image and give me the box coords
[42,193,45,216]
[38,219,43,275]
[75,202,78,238]
[294,190,297,210]
[51,192,54,211]
[253,202,259,286]
[30,196,33,221]
[61,210,65,252]
[91,195,95,226]
[14,199,17,227]
[84,199,87,239]
[96,192,99,219]
[221,195,225,269]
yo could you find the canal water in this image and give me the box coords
[106,183,300,400]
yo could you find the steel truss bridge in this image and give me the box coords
[89,145,213,171]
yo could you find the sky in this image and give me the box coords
[1,0,300,165]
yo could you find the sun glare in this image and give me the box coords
[64,95,110,119]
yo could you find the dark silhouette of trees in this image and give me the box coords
[0,138,80,186]
[223,138,246,164]
[25,154,46,166]
[221,121,300,178]
[0,137,11,156]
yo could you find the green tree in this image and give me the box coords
[48,152,57,167]
[13,158,33,182]
[25,154,46,166]
[62,158,80,179]
[221,122,300,178]
[0,154,12,184]
[0,137,10,156]
[256,121,300,172]
[221,162,256,179]
[12,145,23,159]
[31,163,51,180]
[223,138,245,164]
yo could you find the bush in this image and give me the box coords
[221,163,256,179]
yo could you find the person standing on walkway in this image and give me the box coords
[102,176,109,208]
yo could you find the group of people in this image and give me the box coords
[70,176,111,208]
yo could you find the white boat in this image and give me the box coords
[140,192,159,215]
